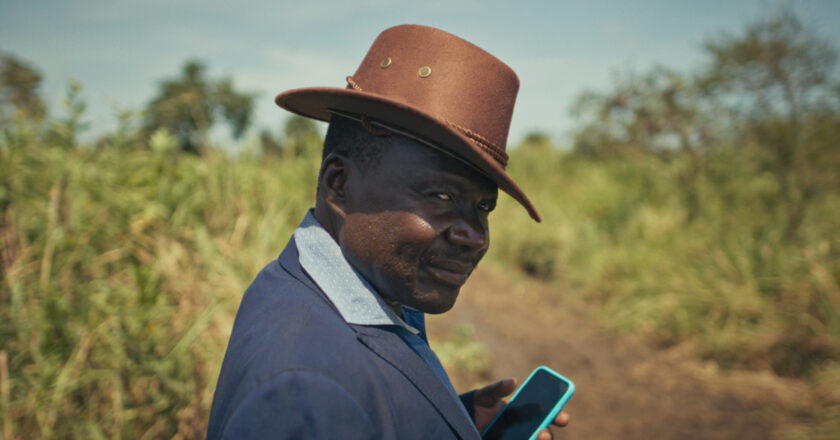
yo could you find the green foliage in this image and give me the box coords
[259,115,323,158]
[0,52,47,146]
[95,107,143,151]
[433,324,492,389]
[572,67,711,157]
[144,60,256,155]
[501,12,840,435]
[488,139,840,436]
[0,52,45,121]
[495,138,840,375]
[700,9,837,117]
[574,10,840,241]
[4,116,837,436]
[0,130,319,438]
[701,11,840,240]
[45,80,89,149]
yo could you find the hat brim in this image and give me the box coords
[275,87,541,222]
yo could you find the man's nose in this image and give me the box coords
[446,214,488,252]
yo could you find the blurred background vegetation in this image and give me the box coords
[1,10,838,440]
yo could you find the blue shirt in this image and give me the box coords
[294,211,473,426]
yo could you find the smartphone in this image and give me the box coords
[481,366,575,440]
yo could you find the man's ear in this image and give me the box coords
[319,153,350,219]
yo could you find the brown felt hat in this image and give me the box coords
[275,24,540,222]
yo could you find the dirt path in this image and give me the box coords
[427,266,807,439]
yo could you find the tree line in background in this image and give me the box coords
[572,10,840,241]
[3,12,838,220]
[1,9,839,439]
[0,53,321,158]
[4,11,837,190]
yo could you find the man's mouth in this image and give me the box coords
[424,258,473,287]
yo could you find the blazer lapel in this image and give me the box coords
[281,235,478,439]
[354,325,478,440]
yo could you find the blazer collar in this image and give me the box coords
[277,235,320,293]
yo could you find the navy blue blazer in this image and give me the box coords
[206,237,479,439]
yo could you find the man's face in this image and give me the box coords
[337,136,498,314]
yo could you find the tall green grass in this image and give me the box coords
[493,141,840,376]
[0,137,319,438]
[491,141,840,437]
[1,131,838,438]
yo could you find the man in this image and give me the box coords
[207,25,569,439]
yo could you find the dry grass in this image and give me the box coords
[1,129,837,437]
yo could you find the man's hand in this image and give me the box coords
[472,378,570,440]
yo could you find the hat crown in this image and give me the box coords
[350,25,519,153]
[274,24,541,221]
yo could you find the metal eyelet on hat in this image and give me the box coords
[418,66,432,78]
[380,57,392,68]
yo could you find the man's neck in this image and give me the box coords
[313,204,340,242]
[382,297,403,317]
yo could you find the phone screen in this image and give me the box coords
[482,369,571,440]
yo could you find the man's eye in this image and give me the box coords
[434,193,452,201]
[478,200,496,212]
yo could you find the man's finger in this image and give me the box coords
[535,410,571,440]
[474,378,517,406]
[552,410,570,427]
[487,378,516,399]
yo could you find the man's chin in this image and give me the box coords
[410,289,460,314]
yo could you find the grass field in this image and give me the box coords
[1,130,838,438]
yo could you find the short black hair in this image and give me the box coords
[321,115,387,173]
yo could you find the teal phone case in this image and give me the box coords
[480,365,575,440]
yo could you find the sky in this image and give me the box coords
[2,0,839,148]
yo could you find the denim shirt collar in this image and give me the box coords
[294,210,419,334]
